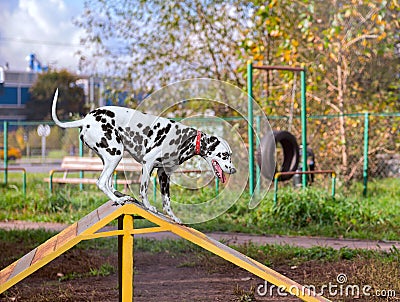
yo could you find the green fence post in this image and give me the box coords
[300,69,308,188]
[22,169,26,197]
[113,171,118,190]
[255,115,261,196]
[79,131,84,190]
[153,176,157,203]
[247,62,255,194]
[273,176,279,206]
[363,112,369,197]
[3,121,8,185]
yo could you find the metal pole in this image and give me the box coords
[153,176,157,203]
[255,115,261,196]
[3,121,8,184]
[300,69,308,188]
[273,175,279,206]
[79,130,84,190]
[118,214,134,302]
[363,112,369,197]
[22,169,26,197]
[41,136,46,162]
[247,62,255,194]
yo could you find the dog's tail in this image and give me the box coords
[52,89,86,129]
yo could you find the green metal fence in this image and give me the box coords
[1,112,399,196]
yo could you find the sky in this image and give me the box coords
[0,0,85,72]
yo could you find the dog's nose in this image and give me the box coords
[230,167,237,174]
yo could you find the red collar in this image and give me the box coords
[195,130,202,155]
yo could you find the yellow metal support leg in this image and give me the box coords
[119,214,134,302]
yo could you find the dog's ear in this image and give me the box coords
[204,135,220,155]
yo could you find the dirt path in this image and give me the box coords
[1,220,399,251]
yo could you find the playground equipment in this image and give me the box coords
[0,201,331,301]
[248,63,308,190]
[257,130,300,182]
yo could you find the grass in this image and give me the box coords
[0,173,399,240]
[196,180,400,240]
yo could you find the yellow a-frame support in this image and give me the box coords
[0,201,330,301]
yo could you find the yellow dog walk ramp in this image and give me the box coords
[0,201,330,301]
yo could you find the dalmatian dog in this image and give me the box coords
[51,89,236,223]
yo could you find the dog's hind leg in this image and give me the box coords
[139,162,157,212]
[96,151,133,205]
[157,168,181,223]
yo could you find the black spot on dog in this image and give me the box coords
[105,131,112,140]
[106,147,120,156]
[87,125,90,128]
[142,126,150,135]
[105,110,115,118]
[95,116,102,122]
[96,137,109,149]
[143,126,154,137]
[101,123,112,131]
[207,137,220,152]
[92,108,115,118]
[134,134,143,144]
[137,123,143,128]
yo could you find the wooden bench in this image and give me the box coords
[44,156,142,192]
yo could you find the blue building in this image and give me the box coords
[0,68,37,121]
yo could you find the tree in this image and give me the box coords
[238,0,399,176]
[26,70,86,121]
[77,0,399,179]
[76,0,250,93]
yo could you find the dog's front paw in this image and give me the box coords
[171,216,182,224]
[145,205,157,213]
[112,196,136,206]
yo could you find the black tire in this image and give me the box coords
[257,130,299,181]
